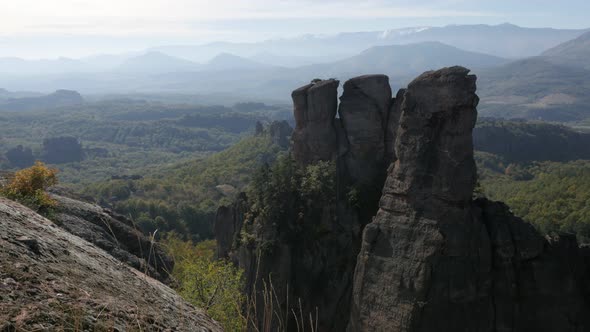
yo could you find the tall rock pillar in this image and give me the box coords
[292,79,340,165]
[349,67,481,331]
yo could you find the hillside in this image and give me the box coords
[476,30,590,122]
[84,123,291,239]
[0,197,221,331]
[477,57,590,121]
[474,119,590,162]
[0,90,83,112]
[301,41,506,78]
[206,53,268,71]
[117,51,202,73]
[543,31,590,69]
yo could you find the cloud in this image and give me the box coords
[0,0,499,37]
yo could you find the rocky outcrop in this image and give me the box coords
[269,120,293,148]
[0,197,221,331]
[0,89,83,112]
[216,66,590,331]
[339,75,392,185]
[215,193,247,259]
[349,67,481,331]
[5,145,35,168]
[292,79,340,165]
[41,136,84,164]
[49,191,173,283]
[349,67,590,331]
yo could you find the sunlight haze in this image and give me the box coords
[1,0,589,58]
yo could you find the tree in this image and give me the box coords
[1,161,58,210]
[163,236,245,331]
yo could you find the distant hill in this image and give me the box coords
[248,52,336,68]
[117,51,201,73]
[0,57,90,76]
[477,32,590,122]
[387,23,588,59]
[0,88,42,100]
[474,119,590,163]
[542,31,590,69]
[0,89,83,111]
[302,41,507,78]
[205,53,268,71]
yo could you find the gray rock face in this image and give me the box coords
[385,88,405,165]
[0,197,222,331]
[217,67,590,332]
[269,120,293,148]
[339,75,392,185]
[385,67,478,203]
[292,79,339,165]
[49,193,173,283]
[214,193,247,259]
[349,67,590,332]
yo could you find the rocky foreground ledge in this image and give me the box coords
[0,197,221,331]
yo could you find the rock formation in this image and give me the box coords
[215,193,247,259]
[216,66,590,331]
[339,74,392,186]
[292,79,340,165]
[269,120,293,148]
[41,136,84,164]
[348,66,590,332]
[49,191,173,283]
[5,145,35,168]
[0,197,221,331]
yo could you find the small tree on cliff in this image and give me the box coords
[1,161,58,210]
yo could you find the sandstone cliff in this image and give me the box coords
[216,66,590,331]
[350,67,589,331]
[0,197,221,331]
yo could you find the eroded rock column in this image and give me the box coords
[349,67,482,332]
[292,79,340,165]
[338,75,392,185]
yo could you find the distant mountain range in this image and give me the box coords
[117,52,201,73]
[298,42,507,78]
[150,23,586,63]
[0,23,586,76]
[0,23,589,122]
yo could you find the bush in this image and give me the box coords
[1,161,58,210]
[162,236,245,331]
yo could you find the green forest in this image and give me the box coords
[3,98,590,245]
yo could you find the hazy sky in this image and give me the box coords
[1,0,589,58]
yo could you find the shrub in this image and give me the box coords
[1,161,58,210]
[162,236,245,331]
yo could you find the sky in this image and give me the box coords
[1,0,589,58]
